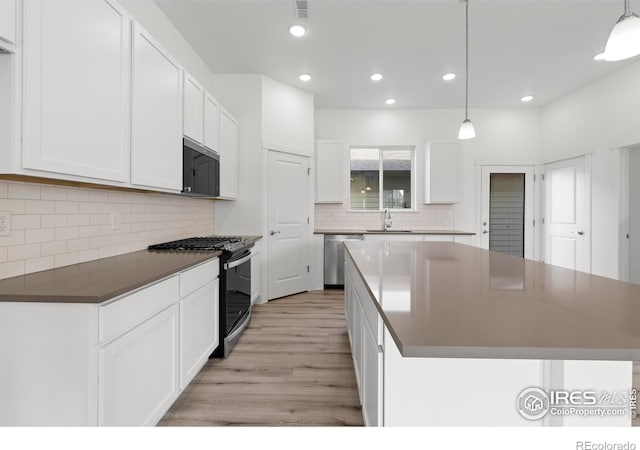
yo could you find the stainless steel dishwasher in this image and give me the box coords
[324,234,364,288]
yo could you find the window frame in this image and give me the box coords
[348,145,416,212]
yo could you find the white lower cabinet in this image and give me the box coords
[99,303,180,426]
[180,280,219,389]
[0,257,219,426]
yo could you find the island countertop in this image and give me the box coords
[344,240,640,360]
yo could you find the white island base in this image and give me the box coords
[383,337,631,426]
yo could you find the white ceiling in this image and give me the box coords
[155,0,637,109]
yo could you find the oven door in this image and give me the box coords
[224,250,252,335]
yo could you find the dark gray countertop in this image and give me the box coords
[0,250,222,304]
[345,240,640,361]
[314,229,474,235]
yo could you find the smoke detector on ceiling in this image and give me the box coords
[294,0,310,20]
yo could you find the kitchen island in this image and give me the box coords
[344,241,640,426]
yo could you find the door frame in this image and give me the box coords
[477,164,536,260]
[541,155,592,272]
[262,148,313,301]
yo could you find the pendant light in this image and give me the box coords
[458,0,476,140]
[604,0,640,61]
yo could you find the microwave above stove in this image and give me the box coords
[182,137,220,198]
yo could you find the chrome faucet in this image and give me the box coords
[383,208,392,231]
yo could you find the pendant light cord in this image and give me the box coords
[625,0,631,16]
[465,0,469,120]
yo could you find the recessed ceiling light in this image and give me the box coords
[289,25,306,37]
[521,95,534,103]
[385,98,396,105]
[299,73,312,82]
[593,52,606,61]
[370,73,383,82]
[442,73,456,81]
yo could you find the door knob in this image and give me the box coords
[270,230,281,236]
[577,231,584,236]
[483,230,490,234]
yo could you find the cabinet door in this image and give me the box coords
[180,279,219,389]
[0,0,16,49]
[22,0,130,182]
[131,22,182,191]
[219,108,239,199]
[203,92,220,152]
[315,140,344,203]
[425,140,461,204]
[183,72,204,143]
[361,317,383,427]
[99,304,179,426]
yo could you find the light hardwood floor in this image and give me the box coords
[159,290,364,426]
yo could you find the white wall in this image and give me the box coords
[119,0,217,93]
[541,60,640,279]
[212,75,264,235]
[262,77,315,155]
[315,108,542,235]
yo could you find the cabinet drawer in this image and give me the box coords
[99,276,179,343]
[180,259,219,298]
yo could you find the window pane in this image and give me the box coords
[350,148,380,210]
[382,149,412,209]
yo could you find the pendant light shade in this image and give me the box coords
[458,119,476,140]
[604,0,640,61]
[459,0,476,140]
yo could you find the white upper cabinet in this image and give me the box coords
[315,140,344,203]
[424,140,461,204]
[219,107,238,199]
[203,92,220,152]
[183,71,204,143]
[131,22,182,191]
[0,0,16,51]
[22,0,130,182]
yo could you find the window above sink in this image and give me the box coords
[349,146,415,212]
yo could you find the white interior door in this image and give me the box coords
[543,157,589,272]
[480,166,534,259]
[621,147,640,284]
[267,151,310,300]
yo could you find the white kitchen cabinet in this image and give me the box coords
[250,239,263,304]
[0,0,16,52]
[183,71,204,143]
[219,107,239,199]
[364,234,425,242]
[131,22,182,191]
[425,140,461,204]
[99,303,180,426]
[22,0,130,182]
[315,140,344,203]
[180,280,219,389]
[203,91,220,152]
[0,257,219,426]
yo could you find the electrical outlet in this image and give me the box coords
[110,213,120,231]
[0,212,11,236]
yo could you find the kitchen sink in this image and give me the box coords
[366,230,413,233]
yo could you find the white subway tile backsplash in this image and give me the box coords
[26,228,55,244]
[8,183,40,200]
[12,215,41,230]
[8,243,41,261]
[55,201,79,214]
[41,187,68,201]
[25,200,55,215]
[0,180,215,280]
[41,215,68,228]
[314,203,455,231]
[25,256,54,273]
[0,260,25,279]
[41,240,67,256]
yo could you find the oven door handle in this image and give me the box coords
[225,253,252,270]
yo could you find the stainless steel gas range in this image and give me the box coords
[149,236,254,358]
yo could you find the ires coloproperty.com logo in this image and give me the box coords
[516,387,637,420]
